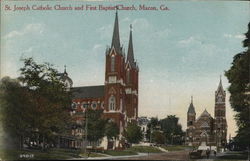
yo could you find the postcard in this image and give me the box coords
[0,0,249,160]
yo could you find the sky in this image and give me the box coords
[1,0,249,138]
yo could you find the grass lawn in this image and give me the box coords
[79,152,107,158]
[162,145,195,151]
[129,146,162,153]
[104,150,138,156]
[0,148,82,160]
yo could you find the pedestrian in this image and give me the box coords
[206,148,210,159]
[214,150,216,157]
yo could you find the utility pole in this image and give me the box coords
[83,107,88,153]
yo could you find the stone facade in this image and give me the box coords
[186,78,227,148]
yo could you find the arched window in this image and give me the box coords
[109,95,116,111]
[111,55,115,72]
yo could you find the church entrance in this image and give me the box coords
[200,131,208,146]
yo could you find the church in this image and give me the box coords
[186,78,227,148]
[60,11,139,149]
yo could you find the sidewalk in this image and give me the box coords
[71,153,148,160]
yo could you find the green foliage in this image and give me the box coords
[0,77,31,148]
[128,146,162,153]
[104,150,137,156]
[123,122,142,144]
[86,108,107,143]
[225,22,250,149]
[160,115,184,145]
[105,120,119,140]
[146,117,159,140]
[0,58,72,149]
[152,131,166,145]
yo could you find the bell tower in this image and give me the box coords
[214,76,227,148]
[125,24,139,122]
[186,96,196,145]
[104,11,126,134]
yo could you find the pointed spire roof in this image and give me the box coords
[111,10,121,54]
[127,24,136,68]
[188,96,196,114]
[216,75,225,94]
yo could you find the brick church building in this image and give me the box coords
[186,78,227,148]
[60,11,139,149]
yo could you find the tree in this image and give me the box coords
[146,117,159,141]
[160,115,184,145]
[152,131,166,145]
[0,77,33,149]
[105,120,119,141]
[85,108,107,147]
[225,22,250,150]
[123,122,142,144]
[0,58,73,150]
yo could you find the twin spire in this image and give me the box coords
[111,11,121,54]
[111,11,136,68]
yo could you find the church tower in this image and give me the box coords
[214,77,227,147]
[186,96,196,145]
[125,24,139,121]
[104,11,126,134]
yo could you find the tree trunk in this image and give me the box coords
[19,134,23,150]
[42,135,45,150]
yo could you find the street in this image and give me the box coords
[114,150,190,160]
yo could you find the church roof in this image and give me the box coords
[111,11,121,54]
[196,109,212,121]
[127,25,136,69]
[71,85,104,99]
[200,109,211,117]
[187,96,196,114]
[216,76,225,95]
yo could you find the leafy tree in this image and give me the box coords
[146,117,159,141]
[85,108,107,147]
[19,58,72,149]
[105,120,119,141]
[123,122,142,144]
[160,115,184,145]
[152,130,166,145]
[0,58,73,151]
[225,22,250,150]
[0,77,33,149]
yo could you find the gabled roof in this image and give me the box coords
[71,85,104,99]
[196,109,212,121]
[111,11,121,54]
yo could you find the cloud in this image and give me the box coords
[132,18,150,31]
[4,23,45,39]
[178,36,202,46]
[223,34,245,39]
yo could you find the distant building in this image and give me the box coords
[138,117,150,142]
[186,78,227,148]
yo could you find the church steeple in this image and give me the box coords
[127,24,136,68]
[216,75,225,96]
[188,96,196,114]
[111,11,121,54]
